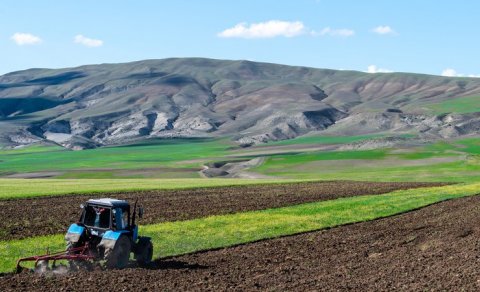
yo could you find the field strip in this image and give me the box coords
[0,181,443,240]
[1,183,479,273]
[0,178,311,200]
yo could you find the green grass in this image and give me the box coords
[0,144,65,154]
[254,149,387,171]
[284,149,387,162]
[454,137,480,154]
[0,178,309,200]
[253,137,480,182]
[255,157,480,183]
[0,138,229,174]
[395,138,480,161]
[287,160,480,183]
[55,170,201,179]
[0,134,411,179]
[0,135,389,177]
[429,95,480,114]
[1,183,479,273]
[2,134,480,183]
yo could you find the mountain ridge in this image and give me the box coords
[1,57,480,149]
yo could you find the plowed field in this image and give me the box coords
[1,191,478,291]
[0,181,443,240]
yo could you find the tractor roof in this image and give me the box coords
[86,198,129,208]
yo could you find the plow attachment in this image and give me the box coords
[16,245,96,273]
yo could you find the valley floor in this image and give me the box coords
[2,135,480,183]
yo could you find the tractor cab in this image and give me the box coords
[80,199,133,236]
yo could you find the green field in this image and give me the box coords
[253,138,480,182]
[0,135,391,177]
[0,138,230,176]
[429,95,480,114]
[254,149,387,168]
[1,183,479,273]
[0,135,480,184]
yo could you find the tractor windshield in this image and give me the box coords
[83,205,111,229]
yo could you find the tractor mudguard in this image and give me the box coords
[65,223,85,244]
[98,230,130,251]
[135,236,151,247]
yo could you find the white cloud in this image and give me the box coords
[441,68,480,78]
[74,34,103,47]
[367,65,393,73]
[11,33,42,45]
[372,26,396,35]
[441,68,458,77]
[218,20,306,39]
[218,21,355,39]
[313,27,355,37]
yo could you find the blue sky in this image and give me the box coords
[1,0,479,76]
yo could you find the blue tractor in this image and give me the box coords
[17,198,153,271]
[65,198,153,269]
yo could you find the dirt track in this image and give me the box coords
[0,181,444,240]
[2,192,479,291]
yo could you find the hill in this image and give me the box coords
[1,58,480,149]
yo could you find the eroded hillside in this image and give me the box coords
[1,58,479,149]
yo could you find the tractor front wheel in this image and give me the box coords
[104,236,131,269]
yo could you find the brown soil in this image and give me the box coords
[0,181,443,240]
[2,192,479,291]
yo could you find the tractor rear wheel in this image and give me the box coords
[66,241,83,271]
[135,238,153,266]
[104,236,131,269]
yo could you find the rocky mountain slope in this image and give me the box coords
[1,58,480,149]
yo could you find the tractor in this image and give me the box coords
[17,198,153,272]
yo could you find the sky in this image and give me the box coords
[1,0,479,77]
